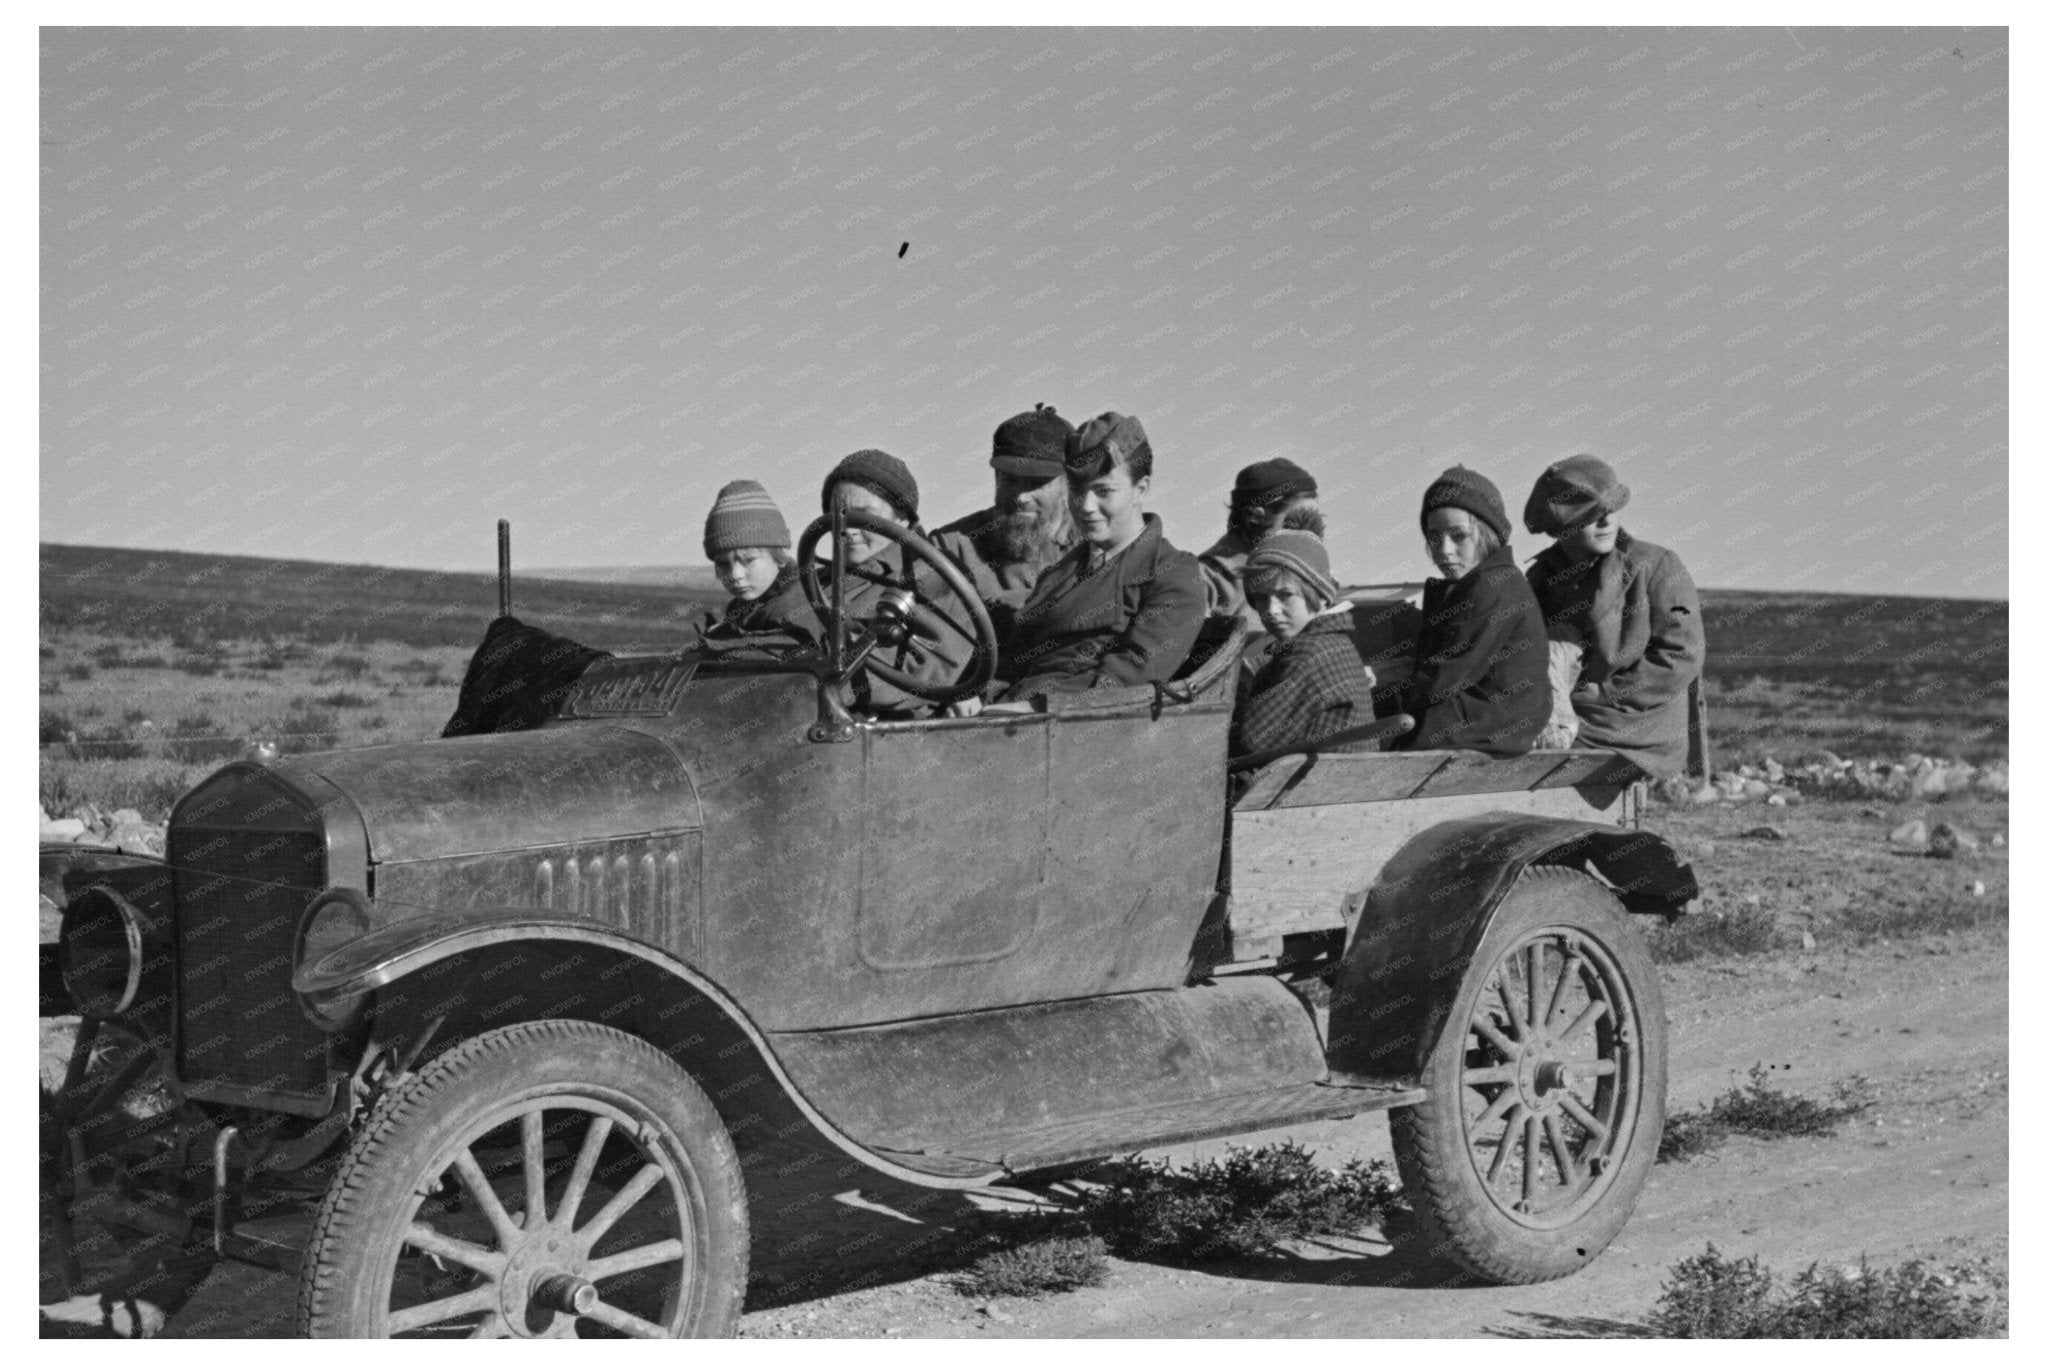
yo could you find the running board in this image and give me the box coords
[883,1080,1425,1177]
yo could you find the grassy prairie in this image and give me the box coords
[1697,590,2006,767]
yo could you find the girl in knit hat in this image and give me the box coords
[1230,508,1379,763]
[1522,455,1706,779]
[698,479,822,645]
[1395,466,1551,756]
[819,450,978,717]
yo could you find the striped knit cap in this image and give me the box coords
[703,479,791,558]
[1246,519,1341,610]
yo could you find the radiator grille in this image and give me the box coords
[173,802,332,1103]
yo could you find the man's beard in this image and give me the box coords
[991,504,1065,564]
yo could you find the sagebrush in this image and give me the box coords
[1647,1244,2004,1338]
[1659,1065,1874,1162]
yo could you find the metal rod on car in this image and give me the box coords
[828,501,846,676]
[497,519,512,618]
[1227,714,1417,772]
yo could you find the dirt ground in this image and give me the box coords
[128,915,2004,1340]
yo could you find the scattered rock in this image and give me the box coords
[1800,930,1817,951]
[1991,833,2006,849]
[1741,779,1772,800]
[1691,784,1721,805]
[1888,818,1929,850]
[1741,825,1787,841]
[40,818,87,842]
[1765,793,1787,806]
[1970,880,1986,897]
[110,807,143,826]
[1927,822,1980,860]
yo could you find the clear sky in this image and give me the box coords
[38,25,2008,597]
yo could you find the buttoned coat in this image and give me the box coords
[1398,543,1550,756]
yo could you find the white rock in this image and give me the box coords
[41,818,86,840]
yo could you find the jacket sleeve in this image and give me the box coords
[1595,551,1703,715]
[1091,553,1207,688]
[1197,552,1244,619]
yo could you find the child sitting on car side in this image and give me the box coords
[697,480,822,646]
[1230,509,1378,762]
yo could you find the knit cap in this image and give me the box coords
[1419,465,1512,544]
[1231,457,1319,509]
[1065,412,1150,481]
[991,403,1076,477]
[703,479,791,558]
[1523,454,1631,536]
[1245,509,1341,609]
[822,448,919,522]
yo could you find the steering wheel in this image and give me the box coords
[796,509,999,704]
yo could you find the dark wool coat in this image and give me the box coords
[442,615,610,737]
[1398,543,1550,756]
[929,506,1076,638]
[1526,531,1705,779]
[999,514,1206,698]
[699,563,823,646]
[820,545,978,716]
[1230,608,1377,760]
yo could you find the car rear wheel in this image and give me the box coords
[1389,866,1666,1284]
[297,1019,747,1338]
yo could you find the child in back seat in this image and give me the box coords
[1230,509,1378,763]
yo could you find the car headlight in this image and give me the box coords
[60,886,145,1019]
[296,887,374,1032]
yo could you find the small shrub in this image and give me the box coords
[1076,1141,1402,1263]
[90,643,123,664]
[1659,1066,1874,1162]
[1647,1244,2004,1338]
[40,709,75,745]
[124,654,169,670]
[271,708,338,755]
[122,707,150,726]
[362,714,389,730]
[326,652,372,679]
[962,1231,1110,1298]
[1647,901,1779,964]
[177,656,220,677]
[63,662,93,681]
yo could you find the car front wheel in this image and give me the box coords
[297,1019,747,1338]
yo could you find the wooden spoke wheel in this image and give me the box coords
[297,1020,747,1338]
[1391,867,1666,1284]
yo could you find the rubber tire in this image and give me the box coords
[296,1019,748,1338]
[1389,866,1666,1285]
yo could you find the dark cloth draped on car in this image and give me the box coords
[997,514,1205,699]
[441,615,612,737]
[1229,607,1378,759]
[1396,543,1549,756]
[1526,531,1706,779]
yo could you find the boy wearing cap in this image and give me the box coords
[1230,508,1378,763]
[698,479,822,645]
[1198,458,1321,621]
[995,412,1206,701]
[1396,466,1550,756]
[930,403,1079,635]
[1523,455,1705,779]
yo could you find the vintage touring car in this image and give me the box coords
[54,509,1697,1337]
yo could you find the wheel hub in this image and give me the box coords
[1514,1039,1574,1114]
[497,1230,589,1334]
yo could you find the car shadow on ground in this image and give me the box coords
[1484,1311,1653,1338]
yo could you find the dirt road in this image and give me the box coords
[152,928,2006,1339]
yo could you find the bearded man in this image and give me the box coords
[930,403,1079,636]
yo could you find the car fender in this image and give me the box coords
[1325,812,1696,1087]
[293,908,1005,1190]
